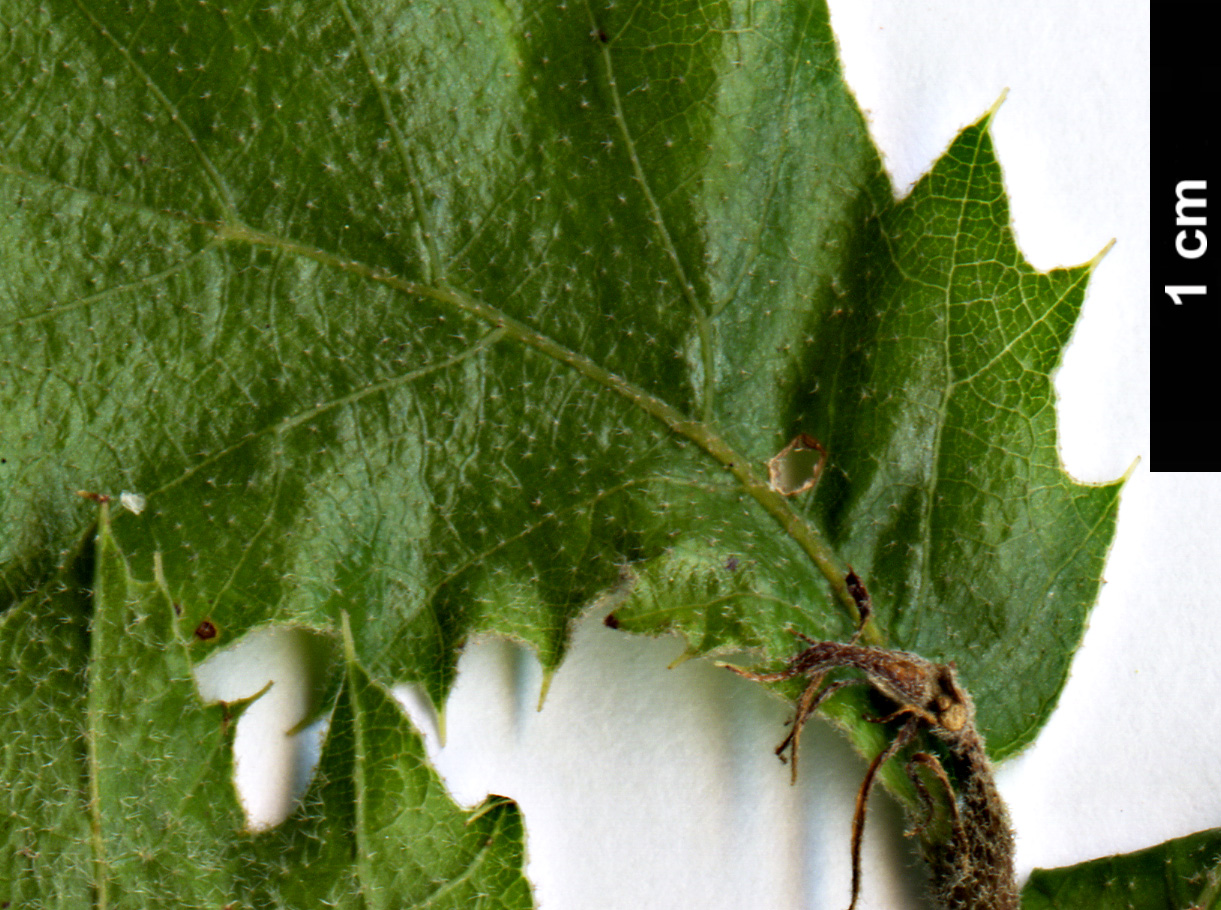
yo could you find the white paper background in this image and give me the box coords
[197,4,1200,909]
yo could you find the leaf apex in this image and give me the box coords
[667,650,698,670]
[435,706,448,746]
[1120,455,1142,483]
[536,668,555,711]
[982,86,1010,125]
[1087,237,1118,271]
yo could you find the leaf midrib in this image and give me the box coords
[912,114,986,631]
[69,0,238,221]
[4,0,870,630]
[335,0,442,285]
[0,124,867,633]
[218,219,866,630]
[585,0,716,423]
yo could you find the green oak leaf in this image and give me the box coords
[0,526,96,908]
[1,0,896,710]
[1,0,1121,904]
[243,613,532,910]
[1,507,257,907]
[611,103,1124,762]
[1021,828,1221,910]
[0,505,533,908]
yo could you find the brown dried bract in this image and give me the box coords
[726,623,1017,910]
[844,567,872,628]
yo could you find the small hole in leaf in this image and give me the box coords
[766,433,827,496]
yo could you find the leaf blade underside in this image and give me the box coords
[612,109,1122,760]
[0,507,533,907]
[1021,828,1221,910]
[2,0,1121,905]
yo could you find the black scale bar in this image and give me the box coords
[1151,28,1219,471]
